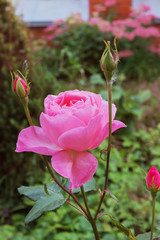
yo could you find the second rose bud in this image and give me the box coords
[146,166,160,192]
[12,73,30,99]
[100,40,118,77]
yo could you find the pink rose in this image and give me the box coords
[16,90,126,188]
[146,167,160,191]
[118,50,134,59]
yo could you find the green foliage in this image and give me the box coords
[0,0,34,206]
[18,182,62,201]
[0,0,29,76]
[17,177,97,224]
[136,232,151,240]
[117,38,160,81]
[106,215,136,240]
[37,24,109,82]
[25,193,67,224]
[0,0,62,209]
[54,23,110,72]
[43,15,160,81]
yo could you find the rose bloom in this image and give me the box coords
[16,90,126,188]
[146,166,160,191]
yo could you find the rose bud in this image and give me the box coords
[146,166,160,192]
[12,74,30,98]
[100,40,117,75]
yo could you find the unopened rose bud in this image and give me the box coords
[12,74,30,98]
[146,166,160,195]
[100,40,118,79]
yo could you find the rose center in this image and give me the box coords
[57,95,87,107]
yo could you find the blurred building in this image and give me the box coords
[12,0,89,27]
[133,0,160,19]
[90,0,160,19]
[11,0,160,37]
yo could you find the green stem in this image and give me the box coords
[22,99,34,126]
[104,78,112,190]
[81,186,100,240]
[90,220,100,240]
[150,195,156,240]
[81,186,92,219]
[94,74,112,220]
[66,200,86,216]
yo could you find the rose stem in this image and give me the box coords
[22,100,34,126]
[94,73,112,220]
[21,100,89,219]
[81,186,100,240]
[150,195,156,240]
[66,200,86,216]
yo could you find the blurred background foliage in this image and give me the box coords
[1,0,160,239]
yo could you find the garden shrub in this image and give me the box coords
[0,0,31,206]
[37,23,110,82]
[43,4,160,81]
[0,0,47,215]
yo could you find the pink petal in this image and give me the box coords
[51,150,98,189]
[100,100,117,124]
[72,105,96,125]
[90,120,127,149]
[58,114,104,151]
[110,120,127,133]
[16,126,61,155]
[40,113,85,146]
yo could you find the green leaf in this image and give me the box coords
[44,184,50,196]
[156,226,160,231]
[25,193,67,224]
[89,74,105,86]
[100,90,108,100]
[138,90,151,103]
[84,177,97,192]
[108,215,137,240]
[112,85,124,101]
[109,192,118,201]
[18,182,62,201]
[136,232,152,240]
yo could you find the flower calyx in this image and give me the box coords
[100,38,119,79]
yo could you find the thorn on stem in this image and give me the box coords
[104,189,109,194]
[100,145,113,161]
[98,189,103,198]
[49,178,56,181]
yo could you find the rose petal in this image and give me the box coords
[58,114,104,151]
[73,105,95,125]
[111,120,127,133]
[40,113,86,146]
[90,120,127,149]
[100,100,117,125]
[16,126,61,155]
[51,150,98,189]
